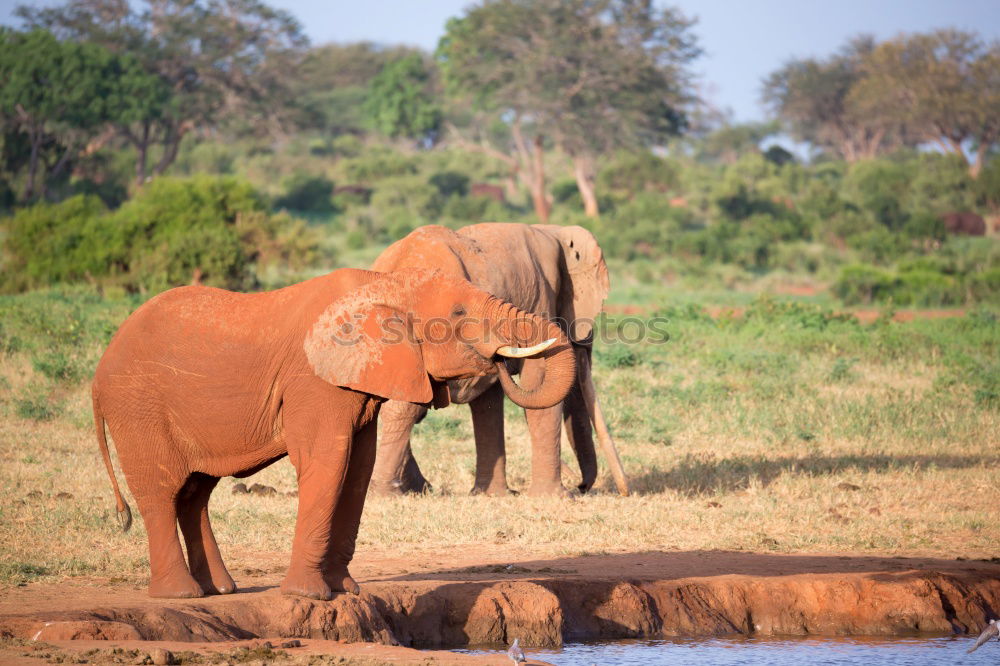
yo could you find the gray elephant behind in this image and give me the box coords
[370,223,628,497]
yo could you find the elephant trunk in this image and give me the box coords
[477,299,576,410]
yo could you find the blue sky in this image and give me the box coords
[3,0,1000,122]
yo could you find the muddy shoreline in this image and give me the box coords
[1,550,998,663]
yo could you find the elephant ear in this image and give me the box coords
[555,225,610,343]
[303,279,432,404]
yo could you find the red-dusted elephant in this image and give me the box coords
[92,268,574,599]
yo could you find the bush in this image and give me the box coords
[1,195,107,291]
[341,151,418,182]
[892,269,962,306]
[833,264,895,305]
[429,171,470,198]
[597,151,678,196]
[275,173,336,213]
[31,350,86,382]
[842,159,913,231]
[1,177,318,293]
[967,268,1000,304]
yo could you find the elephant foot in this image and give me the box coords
[191,567,237,595]
[148,572,205,599]
[324,565,361,595]
[281,568,333,600]
[470,484,516,497]
[526,482,573,498]
[370,477,431,496]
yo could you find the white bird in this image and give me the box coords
[507,637,527,664]
[968,619,999,654]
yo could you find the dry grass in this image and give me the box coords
[1,292,998,587]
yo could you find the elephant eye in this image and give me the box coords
[451,305,467,317]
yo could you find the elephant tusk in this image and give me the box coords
[496,338,556,358]
[579,355,630,497]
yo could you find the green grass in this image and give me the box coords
[0,285,997,587]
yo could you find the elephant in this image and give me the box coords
[92,267,575,599]
[369,223,629,497]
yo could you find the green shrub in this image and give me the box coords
[1,195,107,291]
[891,269,962,306]
[598,151,678,196]
[31,350,86,382]
[369,175,442,220]
[905,153,974,216]
[341,151,418,182]
[275,172,336,213]
[2,177,319,293]
[429,171,470,198]
[968,268,1000,304]
[743,296,856,330]
[441,194,492,222]
[832,264,895,305]
[842,159,913,230]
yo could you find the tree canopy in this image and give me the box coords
[763,30,1000,176]
[363,54,442,142]
[437,0,701,217]
[15,0,308,183]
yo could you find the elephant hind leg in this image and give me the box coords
[177,472,235,595]
[371,400,430,495]
[134,489,204,599]
[114,428,203,599]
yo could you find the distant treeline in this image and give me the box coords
[0,0,998,307]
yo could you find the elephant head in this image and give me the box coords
[304,269,576,410]
[543,225,610,343]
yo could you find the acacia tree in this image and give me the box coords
[762,37,911,162]
[17,0,308,184]
[438,0,699,219]
[853,29,1000,178]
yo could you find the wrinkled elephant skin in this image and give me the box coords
[370,224,629,497]
[92,268,575,599]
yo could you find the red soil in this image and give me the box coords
[1,548,998,664]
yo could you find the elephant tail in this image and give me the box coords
[93,392,132,532]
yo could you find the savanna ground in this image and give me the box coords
[2,266,998,594]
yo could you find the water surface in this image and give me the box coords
[457,635,996,665]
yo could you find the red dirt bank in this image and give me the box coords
[1,549,998,664]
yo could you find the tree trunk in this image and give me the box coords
[970,142,989,179]
[573,154,599,218]
[146,120,193,179]
[23,128,41,201]
[529,134,550,222]
[135,122,150,185]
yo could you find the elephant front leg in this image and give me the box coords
[282,432,352,601]
[470,382,511,495]
[324,419,377,594]
[371,400,430,495]
[521,358,569,496]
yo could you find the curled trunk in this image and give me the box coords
[476,300,576,410]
